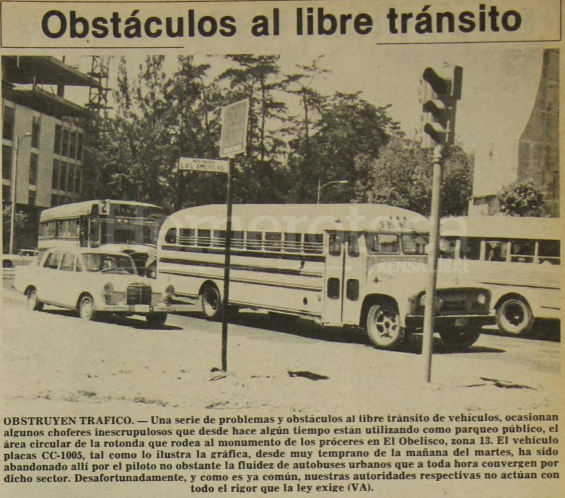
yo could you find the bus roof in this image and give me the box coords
[40,200,163,221]
[162,204,430,233]
[441,215,561,241]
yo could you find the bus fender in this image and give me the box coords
[360,294,406,328]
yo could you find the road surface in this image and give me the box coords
[1,277,561,414]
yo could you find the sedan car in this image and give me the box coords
[3,249,39,268]
[14,248,190,327]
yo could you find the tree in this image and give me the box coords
[355,138,474,217]
[497,180,545,217]
[288,92,399,203]
[2,206,32,253]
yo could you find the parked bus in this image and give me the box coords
[39,200,165,275]
[440,216,561,337]
[157,204,493,351]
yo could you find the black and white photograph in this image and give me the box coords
[0,1,562,497]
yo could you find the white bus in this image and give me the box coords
[440,216,561,337]
[157,204,494,351]
[39,200,165,275]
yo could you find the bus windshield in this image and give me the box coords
[97,219,161,246]
[401,233,429,255]
[81,253,136,275]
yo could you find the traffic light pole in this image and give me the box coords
[422,145,443,383]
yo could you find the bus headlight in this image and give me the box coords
[419,293,426,307]
[476,293,487,305]
[102,282,114,304]
[164,285,175,305]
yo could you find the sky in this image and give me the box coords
[63,45,545,155]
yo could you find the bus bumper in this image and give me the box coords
[405,314,495,330]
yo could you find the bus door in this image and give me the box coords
[322,231,345,325]
[341,232,365,325]
[322,232,365,326]
[79,216,88,247]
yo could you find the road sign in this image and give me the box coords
[220,99,249,158]
[178,157,229,173]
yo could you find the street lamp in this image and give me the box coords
[317,180,349,203]
[9,133,32,254]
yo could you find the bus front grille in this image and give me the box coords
[126,283,152,305]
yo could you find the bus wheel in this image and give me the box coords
[26,288,43,311]
[365,303,405,350]
[79,295,98,321]
[146,313,167,328]
[496,298,534,337]
[200,284,222,321]
[439,328,481,351]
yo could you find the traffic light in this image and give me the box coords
[420,64,463,148]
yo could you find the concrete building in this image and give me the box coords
[470,49,560,217]
[2,56,97,249]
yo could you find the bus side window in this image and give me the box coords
[284,233,302,253]
[348,234,360,257]
[264,232,282,252]
[212,230,225,248]
[304,234,323,254]
[165,228,177,244]
[178,228,195,245]
[485,240,508,262]
[459,237,481,260]
[328,233,343,256]
[538,240,560,265]
[231,231,244,249]
[510,240,535,263]
[197,229,211,247]
[439,237,457,259]
[246,231,263,251]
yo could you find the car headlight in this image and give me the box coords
[102,282,114,304]
[164,285,175,305]
[476,292,487,305]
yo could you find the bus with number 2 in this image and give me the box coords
[38,200,165,275]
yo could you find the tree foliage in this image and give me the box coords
[83,55,474,216]
[497,180,545,217]
[355,138,474,217]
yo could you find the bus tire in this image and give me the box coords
[365,302,406,350]
[439,327,481,351]
[26,287,43,311]
[146,312,167,328]
[78,294,98,321]
[200,284,222,321]
[496,297,534,337]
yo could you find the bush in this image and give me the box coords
[497,180,545,217]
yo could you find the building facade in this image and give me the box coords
[2,56,97,250]
[470,49,560,217]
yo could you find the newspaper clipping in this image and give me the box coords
[0,0,563,496]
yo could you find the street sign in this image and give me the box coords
[178,157,229,174]
[220,99,249,158]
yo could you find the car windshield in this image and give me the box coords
[81,254,136,275]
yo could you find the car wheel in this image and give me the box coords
[26,288,43,311]
[146,313,167,328]
[496,298,534,337]
[200,284,222,320]
[79,295,98,321]
[365,303,406,350]
[439,327,482,351]
[3,259,13,269]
